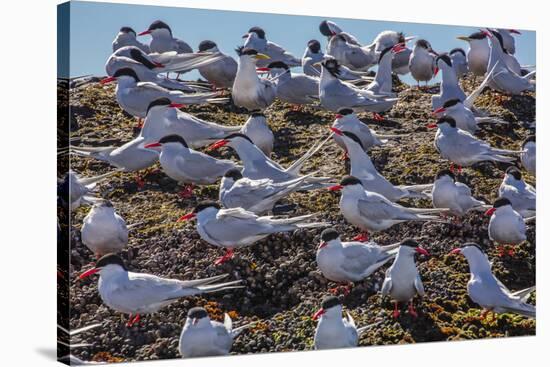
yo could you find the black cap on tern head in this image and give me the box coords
[449,48,466,57]
[193,201,221,213]
[224,168,243,181]
[148,20,172,35]
[468,31,487,40]
[235,46,258,57]
[198,40,217,52]
[224,132,254,144]
[490,29,506,51]
[435,54,452,67]
[397,32,406,44]
[129,48,158,70]
[320,228,340,243]
[308,39,321,53]
[341,131,365,150]
[321,296,341,310]
[435,169,455,181]
[522,135,535,147]
[267,61,289,70]
[250,112,266,118]
[437,116,457,128]
[187,307,208,320]
[96,253,127,270]
[248,26,266,39]
[493,197,512,208]
[337,108,354,116]
[322,58,341,76]
[461,242,485,254]
[442,99,462,108]
[319,21,334,37]
[95,199,114,208]
[158,134,188,148]
[505,166,522,180]
[400,238,419,248]
[415,39,431,49]
[340,175,363,187]
[112,67,140,81]
[146,97,172,115]
[120,26,136,35]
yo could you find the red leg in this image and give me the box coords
[291,104,302,112]
[408,301,418,318]
[135,118,144,130]
[373,112,385,121]
[328,283,353,296]
[341,151,349,161]
[178,184,195,199]
[214,249,235,265]
[393,302,400,318]
[507,246,516,257]
[480,309,493,321]
[126,314,141,327]
[352,232,369,242]
[496,244,506,257]
[135,174,145,189]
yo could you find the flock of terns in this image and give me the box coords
[64,17,536,361]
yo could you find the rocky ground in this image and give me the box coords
[64,76,535,363]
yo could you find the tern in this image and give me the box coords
[316,228,399,284]
[138,20,192,54]
[498,166,536,217]
[112,26,150,53]
[429,116,520,172]
[78,254,243,326]
[365,44,407,97]
[381,238,429,318]
[319,20,361,45]
[141,98,241,149]
[318,58,399,116]
[219,168,311,214]
[520,135,535,176]
[178,307,252,358]
[232,47,276,111]
[409,39,438,87]
[431,54,467,110]
[497,29,521,55]
[101,68,226,118]
[431,169,487,217]
[486,197,527,246]
[239,112,274,156]
[197,40,238,89]
[67,170,119,210]
[372,31,416,75]
[242,26,301,67]
[331,128,430,202]
[81,200,128,257]
[144,135,239,198]
[208,133,332,188]
[326,34,377,71]
[177,201,328,264]
[449,48,468,78]
[263,61,319,106]
[313,296,370,350]
[457,31,491,76]
[450,243,535,319]
[328,176,443,241]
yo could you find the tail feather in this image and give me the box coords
[197,279,244,293]
[465,63,498,109]
[231,322,256,338]
[79,169,121,187]
[512,286,536,301]
[285,134,332,175]
[180,273,229,288]
[475,117,509,125]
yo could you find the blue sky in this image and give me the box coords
[63,1,536,85]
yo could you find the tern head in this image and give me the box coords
[318,228,341,249]
[187,307,210,326]
[208,133,254,151]
[457,31,487,43]
[235,46,270,63]
[488,29,506,52]
[319,20,336,37]
[414,39,434,53]
[198,40,218,53]
[178,201,221,222]
[264,61,290,76]
[101,68,140,84]
[119,26,137,37]
[307,39,321,54]
[522,135,535,148]
[449,242,487,261]
[399,238,430,257]
[321,58,341,77]
[433,99,462,116]
[223,168,244,184]
[129,48,163,69]
[435,169,456,182]
[247,112,267,123]
[145,97,184,116]
[434,54,452,72]
[331,128,365,150]
[138,20,172,36]
[334,108,354,121]
[485,197,512,216]
[428,116,456,130]
[92,199,115,212]
[78,253,128,280]
[144,134,189,151]
[245,26,266,39]
[328,175,363,193]
[449,48,466,58]
[504,166,522,181]
[313,296,342,320]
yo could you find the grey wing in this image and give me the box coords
[175,152,235,182]
[134,82,172,101]
[341,244,389,278]
[175,39,193,54]
[115,213,129,243]
[212,322,233,353]
[110,273,185,307]
[357,196,412,221]
[414,273,425,297]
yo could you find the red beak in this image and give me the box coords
[169,103,185,108]
[153,62,165,68]
[330,127,343,136]
[433,67,439,76]
[138,30,151,36]
[144,142,162,149]
[177,212,196,222]
[426,123,437,129]
[432,107,446,115]
[207,139,229,151]
[392,44,407,54]
[100,76,116,84]
[335,114,343,119]
[312,308,325,320]
[318,241,328,249]
[78,267,100,280]
[509,29,521,35]
[328,184,343,191]
[449,248,462,255]
[415,246,430,256]
[481,29,493,38]
[485,207,496,216]
[256,67,270,72]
